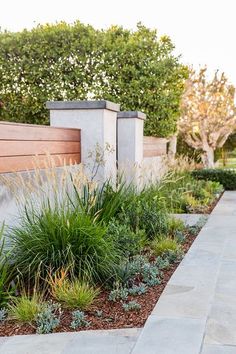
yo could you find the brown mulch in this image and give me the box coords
[0,232,197,337]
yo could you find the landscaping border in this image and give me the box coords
[131,191,236,354]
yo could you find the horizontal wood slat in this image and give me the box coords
[0,154,81,174]
[0,121,81,173]
[0,141,80,157]
[0,122,80,141]
[143,136,167,158]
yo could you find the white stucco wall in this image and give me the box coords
[0,178,19,228]
[48,101,119,183]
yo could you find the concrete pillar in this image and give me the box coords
[46,100,120,183]
[117,111,146,185]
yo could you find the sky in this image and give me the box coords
[1,0,236,85]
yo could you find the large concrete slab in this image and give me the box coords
[204,301,236,346]
[196,226,235,244]
[131,316,206,354]
[206,215,236,229]
[180,241,222,267]
[0,332,76,354]
[212,191,236,216]
[152,283,215,319]
[62,328,141,354]
[0,329,141,354]
[214,260,236,296]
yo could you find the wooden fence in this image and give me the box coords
[0,122,81,173]
[143,136,168,158]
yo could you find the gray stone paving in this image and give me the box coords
[0,328,141,354]
[132,191,236,353]
[1,191,236,354]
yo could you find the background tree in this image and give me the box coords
[179,68,236,167]
[0,22,187,137]
[93,23,188,137]
[0,22,98,124]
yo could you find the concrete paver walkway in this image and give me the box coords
[0,328,141,354]
[132,191,236,354]
[0,191,235,354]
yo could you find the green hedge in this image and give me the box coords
[0,22,188,137]
[191,169,236,190]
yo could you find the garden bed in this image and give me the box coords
[0,168,223,337]
[0,228,199,337]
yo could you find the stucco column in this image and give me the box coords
[46,100,120,183]
[117,111,146,184]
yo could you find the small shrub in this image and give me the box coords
[36,302,61,334]
[187,216,208,236]
[118,195,170,240]
[183,194,206,213]
[108,287,128,302]
[0,308,7,322]
[128,283,147,296]
[137,201,169,239]
[122,301,141,312]
[141,262,161,286]
[152,237,182,258]
[111,261,139,287]
[9,293,44,323]
[70,310,90,329]
[48,271,99,309]
[154,256,170,270]
[192,169,233,190]
[165,250,183,263]
[167,218,185,236]
[107,220,146,257]
[123,255,161,287]
[94,309,103,318]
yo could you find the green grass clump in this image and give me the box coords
[9,204,119,282]
[8,293,44,323]
[151,237,181,257]
[0,224,14,307]
[51,279,98,310]
[48,270,99,309]
[167,218,185,235]
[71,180,134,224]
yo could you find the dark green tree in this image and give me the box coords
[0,22,187,136]
[93,23,188,137]
[0,22,98,124]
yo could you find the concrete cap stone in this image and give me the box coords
[117,111,146,120]
[46,100,120,112]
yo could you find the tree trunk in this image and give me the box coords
[202,147,215,168]
[168,134,177,161]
